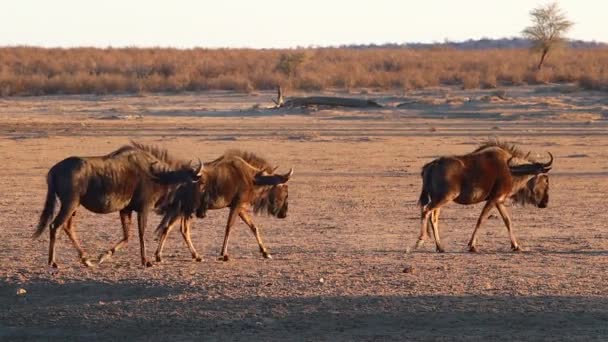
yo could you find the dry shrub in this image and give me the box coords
[1,47,607,95]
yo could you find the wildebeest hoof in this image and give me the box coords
[436,246,446,253]
[468,245,479,253]
[263,252,273,259]
[98,252,112,265]
[218,255,230,262]
[193,255,203,262]
[50,261,59,269]
[415,239,425,249]
[142,259,153,267]
[512,246,524,252]
[82,258,95,267]
[155,255,163,263]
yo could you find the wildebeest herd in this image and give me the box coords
[34,140,552,268]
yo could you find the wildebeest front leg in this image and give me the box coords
[239,210,272,259]
[219,207,239,261]
[467,201,495,253]
[495,202,522,252]
[62,215,94,267]
[99,210,132,265]
[137,210,153,267]
[180,217,202,262]
[154,213,181,263]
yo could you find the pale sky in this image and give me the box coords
[1,0,606,48]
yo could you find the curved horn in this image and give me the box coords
[543,152,553,168]
[283,168,294,179]
[194,158,204,175]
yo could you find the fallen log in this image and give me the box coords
[283,96,383,108]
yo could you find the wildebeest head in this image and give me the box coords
[253,168,293,218]
[509,152,552,208]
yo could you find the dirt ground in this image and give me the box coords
[1,86,608,341]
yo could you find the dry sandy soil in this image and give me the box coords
[1,86,608,341]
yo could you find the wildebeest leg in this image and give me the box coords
[48,198,79,268]
[180,217,202,262]
[415,207,431,249]
[137,210,153,267]
[99,210,132,265]
[154,213,181,263]
[239,210,272,259]
[62,215,94,267]
[219,207,239,261]
[417,202,448,252]
[495,203,522,252]
[48,225,60,268]
[467,201,495,253]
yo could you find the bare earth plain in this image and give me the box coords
[1,86,607,341]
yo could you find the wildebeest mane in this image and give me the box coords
[129,141,185,167]
[209,149,275,173]
[473,139,535,162]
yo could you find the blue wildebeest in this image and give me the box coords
[33,142,203,267]
[416,140,553,253]
[153,150,292,262]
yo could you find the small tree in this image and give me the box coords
[522,2,573,70]
[275,52,306,80]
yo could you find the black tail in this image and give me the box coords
[417,162,434,207]
[33,172,56,239]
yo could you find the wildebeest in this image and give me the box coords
[33,142,203,268]
[415,141,553,253]
[154,150,292,262]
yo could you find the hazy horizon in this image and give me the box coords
[2,0,607,49]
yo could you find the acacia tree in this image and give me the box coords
[522,2,573,70]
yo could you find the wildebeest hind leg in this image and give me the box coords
[430,209,444,252]
[62,215,94,267]
[219,207,239,261]
[48,198,78,268]
[180,217,202,262]
[417,201,448,252]
[154,214,180,262]
[137,210,153,267]
[239,210,271,259]
[99,210,132,265]
[467,201,495,253]
[495,203,522,251]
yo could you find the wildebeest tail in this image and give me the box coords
[33,172,57,239]
[417,161,434,207]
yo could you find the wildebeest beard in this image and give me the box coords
[252,186,288,218]
[510,177,549,208]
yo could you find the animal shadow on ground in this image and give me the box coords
[1,279,608,341]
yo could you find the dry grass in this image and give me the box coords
[1,47,607,96]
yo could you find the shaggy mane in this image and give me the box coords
[210,149,275,173]
[473,139,535,162]
[130,141,182,166]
